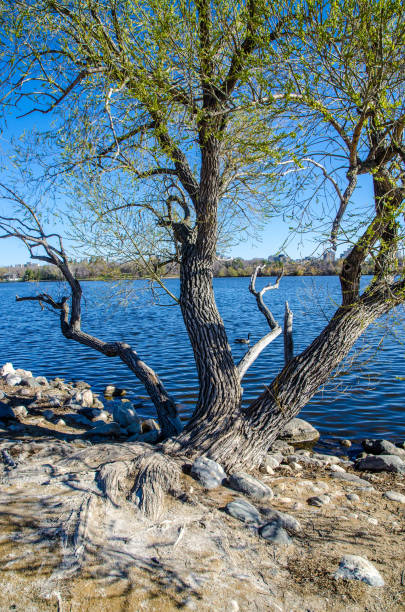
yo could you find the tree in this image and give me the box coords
[0,0,404,511]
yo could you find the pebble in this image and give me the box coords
[346,493,360,502]
[340,439,352,447]
[227,472,273,501]
[14,405,29,418]
[56,419,66,426]
[225,498,261,524]
[367,517,378,525]
[383,490,405,504]
[334,554,384,587]
[191,456,227,490]
[141,418,161,433]
[35,376,48,386]
[259,522,292,546]
[261,507,301,532]
[290,462,303,470]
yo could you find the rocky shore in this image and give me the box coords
[0,362,404,611]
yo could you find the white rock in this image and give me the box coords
[15,368,32,378]
[278,418,320,444]
[367,517,378,525]
[75,389,93,407]
[383,490,405,504]
[334,555,384,586]
[5,373,21,386]
[0,362,15,377]
[330,464,346,473]
[290,462,303,470]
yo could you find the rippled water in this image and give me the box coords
[0,276,403,444]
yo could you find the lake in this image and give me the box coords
[0,276,403,446]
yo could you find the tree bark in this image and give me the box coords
[176,285,401,470]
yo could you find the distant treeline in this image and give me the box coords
[1,255,403,282]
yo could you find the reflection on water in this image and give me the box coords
[0,276,403,442]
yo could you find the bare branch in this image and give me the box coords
[237,327,282,381]
[284,301,293,364]
[249,265,283,330]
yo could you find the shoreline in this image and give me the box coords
[1,363,404,611]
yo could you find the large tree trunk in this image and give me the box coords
[174,284,400,470]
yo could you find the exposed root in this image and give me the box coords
[130,451,182,520]
[97,460,133,507]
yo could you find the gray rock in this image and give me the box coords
[20,377,38,388]
[91,410,109,423]
[225,498,261,524]
[104,385,126,397]
[346,493,360,502]
[261,455,282,471]
[4,373,21,387]
[141,418,160,433]
[330,464,346,473]
[56,419,66,426]
[85,421,121,437]
[113,404,141,429]
[12,405,28,419]
[1,449,17,468]
[65,413,92,427]
[278,418,320,444]
[308,494,331,507]
[355,454,405,474]
[92,399,104,409]
[228,472,273,501]
[15,368,32,378]
[334,554,384,587]
[42,409,55,420]
[35,376,48,386]
[269,440,295,455]
[383,490,405,504]
[127,420,142,435]
[340,439,352,447]
[0,390,4,400]
[312,453,341,465]
[362,439,405,458]
[287,454,323,467]
[0,362,15,377]
[48,396,62,407]
[331,471,373,488]
[74,389,93,407]
[139,430,159,443]
[191,456,227,490]
[259,522,292,546]
[260,507,301,532]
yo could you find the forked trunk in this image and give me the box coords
[175,286,398,471]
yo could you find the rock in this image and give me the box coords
[312,453,341,465]
[141,418,160,433]
[20,377,38,388]
[330,464,346,473]
[346,493,360,502]
[139,430,159,443]
[0,362,15,377]
[340,439,352,447]
[42,409,55,420]
[362,439,405,458]
[74,380,91,389]
[269,440,295,455]
[91,410,109,423]
[92,398,104,409]
[56,419,66,426]
[290,462,303,470]
[331,471,373,488]
[4,373,22,387]
[307,494,331,507]
[15,368,32,378]
[334,555,384,587]
[278,418,320,444]
[383,490,405,504]
[191,456,227,490]
[1,449,17,468]
[355,454,405,474]
[261,454,282,472]
[227,472,273,501]
[65,413,92,427]
[12,405,28,419]
[259,523,292,546]
[367,517,378,525]
[48,396,62,407]
[260,507,301,532]
[287,454,323,468]
[104,385,126,397]
[225,498,261,524]
[85,421,121,437]
[127,421,142,435]
[35,376,48,386]
[113,404,141,429]
[74,389,93,407]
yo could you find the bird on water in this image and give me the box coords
[235,333,251,345]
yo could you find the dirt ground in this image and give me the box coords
[0,380,404,612]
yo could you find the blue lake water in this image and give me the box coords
[0,276,403,445]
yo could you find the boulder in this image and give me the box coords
[260,507,301,532]
[259,523,292,546]
[278,418,320,444]
[330,471,373,488]
[74,389,93,407]
[225,498,261,524]
[15,368,32,378]
[334,555,384,587]
[113,404,141,429]
[191,456,227,490]
[20,377,38,389]
[4,373,21,387]
[361,439,405,458]
[382,490,405,504]
[0,363,15,377]
[227,472,273,501]
[355,454,405,474]
[35,376,48,386]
